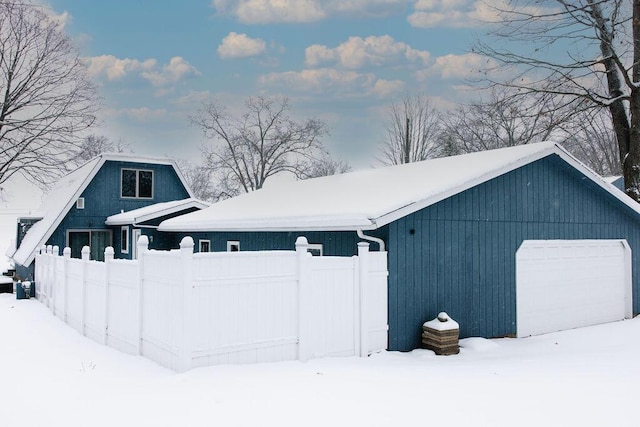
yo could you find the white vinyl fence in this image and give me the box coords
[34,236,388,372]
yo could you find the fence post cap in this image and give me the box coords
[63,247,71,257]
[295,236,309,246]
[104,246,115,256]
[179,236,194,249]
[137,235,149,245]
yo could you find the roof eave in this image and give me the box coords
[158,221,378,233]
[105,200,209,226]
[373,144,560,227]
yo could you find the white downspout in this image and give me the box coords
[357,229,385,252]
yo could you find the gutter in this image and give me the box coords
[132,223,159,229]
[357,229,385,252]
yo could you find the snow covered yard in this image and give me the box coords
[1,294,639,427]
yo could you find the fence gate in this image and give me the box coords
[303,256,358,358]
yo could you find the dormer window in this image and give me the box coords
[121,169,153,199]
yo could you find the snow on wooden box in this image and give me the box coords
[422,312,460,355]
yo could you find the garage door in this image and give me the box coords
[516,240,632,337]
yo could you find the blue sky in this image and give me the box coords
[41,0,496,167]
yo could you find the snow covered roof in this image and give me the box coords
[12,153,193,266]
[159,142,640,233]
[105,198,209,225]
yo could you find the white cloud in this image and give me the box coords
[305,45,336,68]
[371,79,406,97]
[305,35,430,69]
[408,0,559,28]
[141,56,200,87]
[212,0,407,24]
[408,0,483,28]
[103,107,169,123]
[212,0,325,24]
[259,68,404,98]
[217,32,267,59]
[46,9,72,29]
[85,55,157,81]
[86,55,200,89]
[420,52,497,80]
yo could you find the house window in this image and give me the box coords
[227,241,240,252]
[199,239,210,253]
[76,197,85,209]
[67,230,112,261]
[121,226,129,254]
[121,169,153,199]
[307,244,323,256]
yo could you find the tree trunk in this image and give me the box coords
[623,0,640,201]
[591,0,637,201]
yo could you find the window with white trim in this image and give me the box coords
[121,226,129,254]
[199,239,210,253]
[227,241,240,252]
[307,244,323,256]
[76,197,85,209]
[121,168,153,199]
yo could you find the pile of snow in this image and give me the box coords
[2,294,639,427]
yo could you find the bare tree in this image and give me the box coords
[176,159,217,202]
[0,0,97,188]
[561,109,622,176]
[440,88,570,155]
[301,153,351,179]
[191,96,328,198]
[73,134,131,165]
[378,94,442,165]
[475,0,640,200]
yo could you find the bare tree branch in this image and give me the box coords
[475,0,640,200]
[191,96,329,198]
[378,94,443,165]
[440,87,574,155]
[0,0,98,189]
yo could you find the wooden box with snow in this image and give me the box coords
[422,312,460,355]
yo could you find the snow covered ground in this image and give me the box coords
[1,293,639,427]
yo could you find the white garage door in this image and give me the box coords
[516,240,632,337]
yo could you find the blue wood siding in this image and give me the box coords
[175,230,386,255]
[46,160,190,260]
[387,155,640,351]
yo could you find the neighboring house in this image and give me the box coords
[10,153,206,280]
[159,142,640,352]
[105,198,208,259]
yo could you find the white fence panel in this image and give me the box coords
[53,254,66,319]
[107,259,139,354]
[141,250,184,370]
[367,251,389,354]
[84,261,106,343]
[305,256,357,359]
[191,251,299,367]
[65,258,85,334]
[33,236,389,372]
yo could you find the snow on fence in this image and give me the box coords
[34,236,388,371]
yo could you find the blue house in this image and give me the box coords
[159,142,640,352]
[10,153,207,280]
